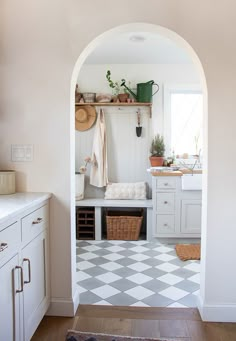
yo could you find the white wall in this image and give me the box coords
[1,0,236,321]
[76,64,199,198]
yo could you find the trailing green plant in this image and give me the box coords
[106,70,120,95]
[150,134,165,157]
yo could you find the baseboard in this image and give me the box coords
[46,287,80,317]
[197,294,236,322]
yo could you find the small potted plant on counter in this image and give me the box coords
[149,134,165,167]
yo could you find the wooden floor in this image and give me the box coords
[32,305,236,341]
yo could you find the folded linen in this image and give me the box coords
[104,182,146,200]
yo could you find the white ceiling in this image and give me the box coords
[85,31,193,65]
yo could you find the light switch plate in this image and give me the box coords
[11,144,34,162]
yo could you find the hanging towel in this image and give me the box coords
[90,109,108,187]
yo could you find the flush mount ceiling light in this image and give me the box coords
[129,35,146,43]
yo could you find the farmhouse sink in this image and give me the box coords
[181,173,202,190]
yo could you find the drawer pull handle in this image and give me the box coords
[164,183,168,186]
[15,266,24,293]
[32,217,43,224]
[164,223,168,227]
[164,201,168,204]
[0,242,8,252]
[23,258,31,284]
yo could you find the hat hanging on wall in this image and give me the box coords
[75,105,97,131]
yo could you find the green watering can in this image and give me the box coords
[120,79,159,103]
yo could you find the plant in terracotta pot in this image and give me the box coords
[106,70,129,102]
[149,134,165,167]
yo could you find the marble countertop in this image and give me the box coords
[0,192,51,226]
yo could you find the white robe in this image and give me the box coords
[90,109,108,187]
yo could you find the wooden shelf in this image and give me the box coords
[75,102,152,107]
[75,102,152,117]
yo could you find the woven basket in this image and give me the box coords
[106,214,143,240]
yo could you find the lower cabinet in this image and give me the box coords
[152,176,202,238]
[181,199,202,234]
[0,254,22,341]
[0,199,50,341]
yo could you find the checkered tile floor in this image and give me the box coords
[76,240,200,307]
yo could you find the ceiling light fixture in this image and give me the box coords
[129,35,146,43]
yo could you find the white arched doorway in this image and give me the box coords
[70,22,208,314]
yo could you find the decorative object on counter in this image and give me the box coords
[75,105,97,131]
[82,92,96,103]
[175,244,201,261]
[95,93,112,103]
[0,170,16,194]
[121,79,159,103]
[149,134,165,167]
[136,108,142,137]
[75,84,82,103]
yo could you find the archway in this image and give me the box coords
[70,22,208,313]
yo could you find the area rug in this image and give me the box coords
[175,244,200,261]
[66,330,178,341]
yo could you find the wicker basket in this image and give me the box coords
[106,210,143,240]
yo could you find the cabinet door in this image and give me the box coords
[181,199,202,234]
[22,231,49,341]
[0,254,22,341]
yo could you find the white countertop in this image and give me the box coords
[0,192,51,226]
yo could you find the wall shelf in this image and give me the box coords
[75,102,152,117]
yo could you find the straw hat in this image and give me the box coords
[75,105,96,131]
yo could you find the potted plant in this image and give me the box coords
[106,70,129,102]
[149,134,165,166]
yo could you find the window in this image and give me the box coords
[164,85,203,158]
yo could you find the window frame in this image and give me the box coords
[163,83,203,158]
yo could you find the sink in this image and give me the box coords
[181,174,202,190]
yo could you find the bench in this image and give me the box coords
[76,198,153,240]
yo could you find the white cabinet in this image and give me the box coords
[152,176,201,238]
[0,254,22,341]
[181,199,202,234]
[0,197,50,341]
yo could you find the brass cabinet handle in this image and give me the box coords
[23,258,31,284]
[0,242,8,252]
[15,266,24,293]
[32,217,43,224]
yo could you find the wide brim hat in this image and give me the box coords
[75,105,97,131]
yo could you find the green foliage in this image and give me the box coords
[106,70,120,95]
[150,134,165,157]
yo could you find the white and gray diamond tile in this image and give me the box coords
[76,240,200,307]
[100,261,123,271]
[106,245,126,253]
[131,301,150,307]
[159,286,189,301]
[125,285,155,300]
[158,273,183,286]
[153,246,173,253]
[129,246,149,253]
[79,252,98,260]
[102,253,125,261]
[95,272,122,284]
[78,260,96,271]
[142,293,174,307]
[128,262,151,272]
[155,262,179,273]
[128,253,150,262]
[91,284,121,299]
[126,273,153,285]
[106,293,138,306]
